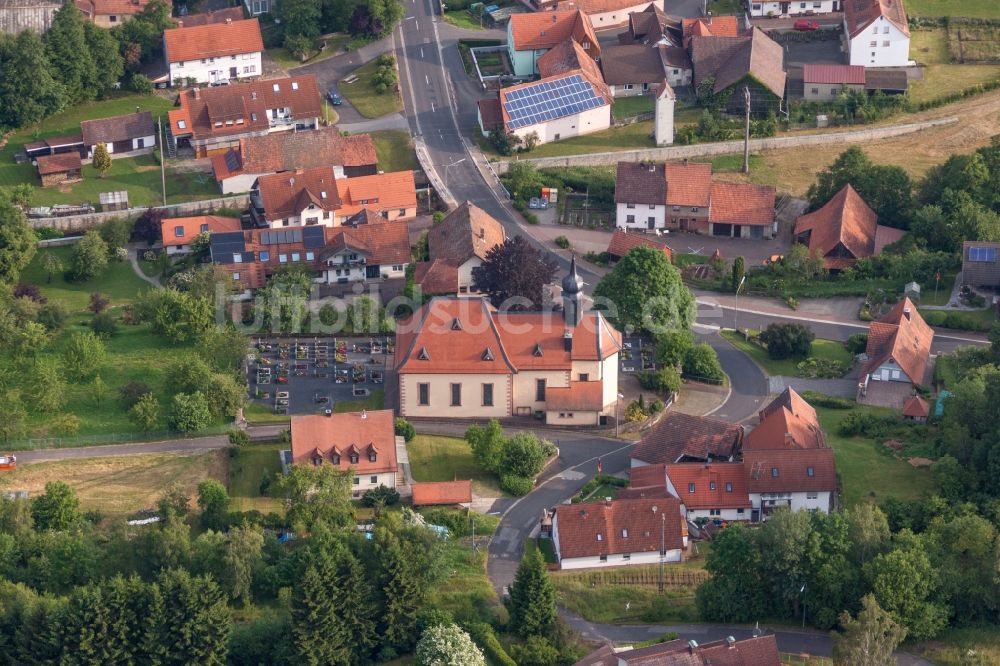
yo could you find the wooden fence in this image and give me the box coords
[559,566,709,589]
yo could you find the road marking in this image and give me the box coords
[430,101,435,112]
[420,47,424,58]
[414,19,418,30]
[425,74,429,85]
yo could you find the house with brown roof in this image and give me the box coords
[606,228,673,263]
[858,297,934,409]
[316,219,411,285]
[803,63,866,101]
[396,260,622,423]
[290,410,400,499]
[575,634,780,665]
[962,241,1000,289]
[175,6,243,27]
[844,0,909,67]
[413,201,506,296]
[211,126,378,194]
[411,481,473,507]
[745,447,837,519]
[631,411,743,466]
[160,215,241,255]
[551,497,686,569]
[600,43,691,97]
[36,153,82,187]
[554,0,657,30]
[690,28,786,115]
[615,160,776,237]
[506,10,598,76]
[163,17,263,85]
[618,3,681,47]
[168,75,321,158]
[794,184,905,270]
[75,0,168,28]
[80,111,156,161]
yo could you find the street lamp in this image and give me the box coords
[615,394,621,436]
[734,274,747,335]
[443,157,466,191]
[800,583,807,628]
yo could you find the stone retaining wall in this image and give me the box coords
[28,194,250,232]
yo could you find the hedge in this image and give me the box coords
[465,622,517,666]
[500,475,534,496]
[799,390,855,410]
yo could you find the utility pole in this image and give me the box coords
[742,85,751,174]
[734,274,747,334]
[658,512,665,592]
[157,116,167,206]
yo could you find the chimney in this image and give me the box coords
[226,17,232,23]
[563,330,573,352]
[604,497,611,505]
[361,409,367,419]
[725,636,736,648]
[687,640,699,653]
[903,307,911,320]
[192,87,201,100]
[682,158,689,166]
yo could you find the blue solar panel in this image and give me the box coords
[503,75,605,130]
[302,226,325,248]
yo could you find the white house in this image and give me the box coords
[163,18,264,86]
[844,0,909,67]
[317,221,410,285]
[744,448,836,520]
[747,0,839,17]
[80,112,156,161]
[159,215,241,255]
[551,497,687,570]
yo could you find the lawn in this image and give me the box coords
[706,0,743,14]
[917,272,955,305]
[426,539,500,624]
[340,58,404,119]
[552,565,705,624]
[720,330,853,377]
[905,0,1000,18]
[369,130,418,172]
[24,245,151,310]
[0,451,226,517]
[908,29,1000,104]
[227,442,285,514]
[243,402,292,424]
[332,388,385,413]
[813,405,933,507]
[443,10,484,31]
[494,121,655,160]
[266,33,349,70]
[611,95,654,121]
[406,434,504,497]
[913,626,1000,666]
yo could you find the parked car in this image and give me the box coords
[327,87,343,105]
[794,19,819,30]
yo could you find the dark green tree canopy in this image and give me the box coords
[594,245,695,335]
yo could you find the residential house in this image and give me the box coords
[615,160,776,237]
[681,15,740,46]
[168,75,321,157]
[395,259,622,424]
[690,28,786,115]
[962,241,1000,289]
[212,126,378,194]
[289,410,399,498]
[600,43,691,96]
[551,497,686,569]
[605,228,673,263]
[210,219,410,293]
[554,0,658,30]
[506,10,598,76]
[631,411,743,467]
[36,153,82,187]
[175,6,244,27]
[159,215,241,255]
[617,3,681,47]
[80,111,156,161]
[744,448,837,519]
[844,0,910,67]
[75,0,168,28]
[163,17,264,86]
[481,40,612,145]
[858,298,934,408]
[335,171,417,224]
[747,0,839,17]
[626,462,752,522]
[793,184,905,270]
[802,63,866,101]
[413,201,506,296]
[744,387,826,451]
[411,481,473,507]
[574,634,780,665]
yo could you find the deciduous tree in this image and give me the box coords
[129,392,160,431]
[415,623,486,666]
[44,3,97,104]
[71,230,109,282]
[61,331,106,380]
[31,481,81,531]
[832,594,906,666]
[272,464,355,530]
[471,236,557,310]
[0,199,37,285]
[0,30,65,130]
[41,252,63,284]
[594,245,695,334]
[696,523,764,622]
[169,391,212,433]
[807,147,913,227]
[759,322,814,360]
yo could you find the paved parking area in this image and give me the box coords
[249,337,395,415]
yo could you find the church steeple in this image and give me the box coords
[562,255,583,327]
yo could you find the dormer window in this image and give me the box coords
[688,483,695,493]
[368,451,377,462]
[292,81,299,90]
[451,318,462,330]
[332,453,340,464]
[533,343,543,357]
[482,347,494,361]
[174,226,185,238]
[200,223,209,233]
[621,528,628,538]
[417,347,430,360]
[311,455,322,467]
[272,83,280,92]
[596,533,603,541]
[350,453,359,464]
[709,481,716,491]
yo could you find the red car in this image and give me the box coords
[794,19,819,30]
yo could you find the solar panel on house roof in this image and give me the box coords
[224,150,240,173]
[260,229,304,245]
[210,231,246,254]
[502,74,605,129]
[302,226,325,248]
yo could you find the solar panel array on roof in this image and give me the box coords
[224,149,241,172]
[210,231,248,264]
[302,226,326,248]
[969,246,997,263]
[260,229,303,245]
[501,74,605,130]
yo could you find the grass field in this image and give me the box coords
[906,0,1000,18]
[914,626,1000,666]
[266,33,349,70]
[426,539,500,623]
[909,29,1000,104]
[406,434,504,497]
[495,121,654,159]
[340,58,404,119]
[443,10,484,31]
[720,330,853,377]
[333,388,385,413]
[814,405,933,507]
[611,96,654,121]
[25,245,151,310]
[0,451,226,517]
[228,443,285,514]
[369,130,418,172]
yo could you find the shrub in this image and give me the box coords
[799,390,854,409]
[624,401,646,423]
[37,302,69,331]
[838,410,901,438]
[420,508,498,538]
[90,311,118,337]
[759,322,814,359]
[796,357,848,378]
[228,429,250,446]
[464,622,517,666]
[361,485,400,507]
[394,417,416,442]
[683,343,725,383]
[845,333,869,355]
[119,381,153,409]
[554,235,570,249]
[89,293,110,314]
[649,399,665,413]
[14,283,45,303]
[500,475,533,496]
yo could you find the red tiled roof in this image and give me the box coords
[545,381,605,411]
[413,259,460,295]
[665,162,713,207]
[794,184,903,268]
[607,229,673,261]
[411,481,473,506]
[321,219,411,267]
[76,0,168,19]
[632,412,743,465]
[803,63,866,85]
[256,165,340,221]
[745,388,825,451]
[428,201,506,264]
[682,15,739,39]
[666,463,751,510]
[335,170,416,218]
[555,0,649,17]
[211,127,376,181]
[615,161,668,206]
[709,182,775,227]
[36,152,81,175]
[902,395,929,418]
[290,410,398,473]
[509,10,599,55]
[627,463,667,490]
[860,298,933,384]
[744,448,837,493]
[176,6,243,27]
[160,215,240,245]
[163,18,263,63]
[574,634,780,666]
[554,497,684,560]
[844,0,909,38]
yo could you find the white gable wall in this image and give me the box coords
[846,15,909,67]
[510,103,611,145]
